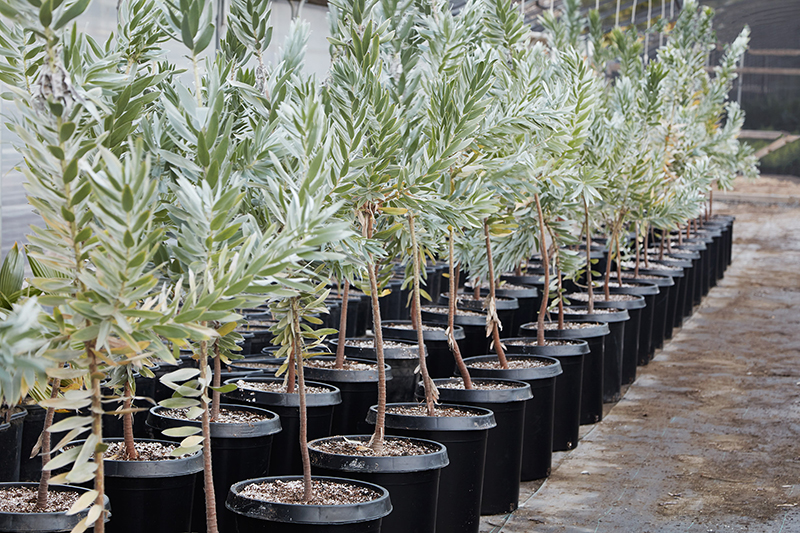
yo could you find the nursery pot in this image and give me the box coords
[600,291,648,385]
[101,372,156,440]
[228,357,282,375]
[559,307,629,404]
[0,409,27,482]
[421,378,532,515]
[331,338,424,403]
[74,438,203,533]
[439,294,520,340]
[612,279,661,367]
[303,356,393,436]
[226,475,392,533]
[464,351,565,478]
[223,377,341,476]
[519,322,610,426]
[366,403,495,533]
[19,405,45,482]
[636,265,684,341]
[380,321,465,381]
[326,295,363,338]
[477,285,539,338]
[0,482,110,532]
[623,273,674,360]
[420,306,489,362]
[309,436,448,533]
[146,404,282,533]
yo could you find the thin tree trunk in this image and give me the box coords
[658,232,665,260]
[34,373,61,510]
[334,279,350,369]
[483,219,508,369]
[644,226,650,268]
[634,222,641,278]
[211,340,221,420]
[122,381,138,460]
[583,197,595,313]
[603,226,614,301]
[708,189,713,219]
[557,267,564,330]
[449,227,473,388]
[285,351,296,393]
[615,231,623,286]
[408,212,435,415]
[199,337,219,533]
[88,343,106,533]
[535,194,550,345]
[365,212,387,454]
[293,302,313,502]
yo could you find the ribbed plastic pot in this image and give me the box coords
[519,322,610,426]
[421,378,531,515]
[637,265,684,341]
[331,338,424,403]
[420,306,489,362]
[380,321,465,380]
[0,409,26,482]
[366,403,495,533]
[223,377,341,476]
[146,404,281,533]
[439,294,520,340]
[303,356,392,436]
[75,438,203,533]
[601,291,648,385]
[308,436,448,533]
[559,307,628,404]
[0,482,109,532]
[226,476,392,533]
[464,352,564,478]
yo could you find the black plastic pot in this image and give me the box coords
[600,291,648,385]
[326,295,363,338]
[476,286,539,339]
[101,372,156,440]
[309,436,448,533]
[420,306,489,361]
[655,258,693,329]
[0,482,109,532]
[0,409,27,482]
[223,377,341,476]
[236,325,275,356]
[636,265,684,341]
[19,405,44,482]
[519,322,610,426]
[331,338,424,403]
[380,321,465,380]
[439,294,520,340]
[422,378,531,515]
[379,279,404,321]
[623,273,674,360]
[87,438,203,533]
[303,356,392,436]
[559,307,628,404]
[146,404,282,533]
[464,352,564,478]
[226,475,392,532]
[366,403,495,533]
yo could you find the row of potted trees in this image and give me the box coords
[0,0,755,531]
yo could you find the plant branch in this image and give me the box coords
[333,279,349,369]
[483,219,507,369]
[408,212,435,415]
[448,227,472,387]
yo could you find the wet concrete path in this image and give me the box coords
[479,201,800,533]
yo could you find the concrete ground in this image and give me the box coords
[478,198,800,532]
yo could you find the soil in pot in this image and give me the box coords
[519,322,609,426]
[147,404,281,533]
[222,377,341,476]
[366,403,495,533]
[309,436,447,533]
[423,378,532,515]
[463,352,564,479]
[380,321,465,380]
[0,482,110,533]
[226,476,392,533]
[0,408,27,482]
[331,338,423,403]
[304,356,392,436]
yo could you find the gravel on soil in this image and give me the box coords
[160,407,272,424]
[239,479,381,505]
[235,380,332,395]
[387,404,484,417]
[305,359,376,371]
[438,378,523,390]
[103,441,189,461]
[0,487,80,514]
[310,436,439,457]
[344,339,412,349]
[469,358,555,369]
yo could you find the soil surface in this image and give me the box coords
[438,378,523,390]
[160,407,271,423]
[479,201,800,532]
[240,479,380,505]
[469,358,556,369]
[387,404,484,417]
[104,441,187,461]
[0,487,80,513]
[310,436,439,457]
[235,380,331,395]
